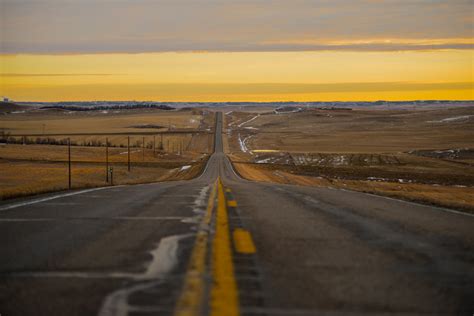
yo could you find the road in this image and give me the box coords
[0,112,473,316]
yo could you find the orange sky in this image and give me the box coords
[1,1,473,101]
[1,51,472,101]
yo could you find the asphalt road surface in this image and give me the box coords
[1,113,473,316]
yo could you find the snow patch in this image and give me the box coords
[238,114,260,127]
[238,133,253,154]
[427,115,472,123]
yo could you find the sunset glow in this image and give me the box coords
[1,0,473,101]
[1,50,472,101]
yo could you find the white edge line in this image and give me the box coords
[225,156,245,181]
[197,155,212,180]
[0,186,122,211]
[257,175,474,218]
[337,188,474,218]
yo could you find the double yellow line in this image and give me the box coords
[174,177,256,316]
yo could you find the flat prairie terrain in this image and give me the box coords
[1,108,204,135]
[0,108,213,199]
[225,105,474,212]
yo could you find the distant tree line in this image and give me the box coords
[39,104,175,111]
[0,133,159,149]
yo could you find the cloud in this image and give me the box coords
[0,73,118,77]
[1,0,473,54]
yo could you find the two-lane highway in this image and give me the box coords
[1,112,473,315]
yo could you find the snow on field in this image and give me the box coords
[292,154,350,166]
[427,115,472,123]
[238,114,260,127]
[225,111,233,115]
[256,158,273,164]
[238,133,253,154]
[180,165,191,171]
[119,150,141,155]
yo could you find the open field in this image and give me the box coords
[225,105,474,211]
[0,108,206,134]
[233,162,474,213]
[0,108,214,199]
[0,159,206,200]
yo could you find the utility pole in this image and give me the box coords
[142,136,145,161]
[160,134,164,150]
[105,137,109,183]
[127,136,131,172]
[68,138,71,189]
[153,135,156,157]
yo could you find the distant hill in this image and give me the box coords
[0,101,31,113]
[39,103,175,111]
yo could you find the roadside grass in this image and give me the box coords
[0,159,207,201]
[0,144,206,163]
[233,162,474,214]
[0,109,214,201]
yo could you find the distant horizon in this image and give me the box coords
[6,99,474,104]
[1,1,472,102]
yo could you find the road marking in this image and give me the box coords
[227,200,237,207]
[211,178,239,316]
[0,186,117,211]
[0,216,188,222]
[233,228,257,254]
[337,188,474,218]
[174,182,217,316]
[197,155,213,180]
[225,156,245,181]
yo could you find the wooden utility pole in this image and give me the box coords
[142,136,145,161]
[160,134,164,150]
[105,137,109,183]
[68,138,71,189]
[127,136,131,172]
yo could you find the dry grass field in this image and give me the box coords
[1,108,204,135]
[0,108,214,200]
[225,105,474,212]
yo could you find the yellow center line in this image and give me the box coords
[233,228,257,254]
[211,177,240,316]
[227,200,237,207]
[174,181,217,316]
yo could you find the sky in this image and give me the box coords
[0,0,473,101]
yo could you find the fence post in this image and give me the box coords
[106,137,109,183]
[68,138,71,189]
[127,136,131,172]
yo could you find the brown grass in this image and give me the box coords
[226,107,474,213]
[0,109,213,200]
[226,107,474,154]
[0,158,206,200]
[1,109,204,135]
[233,162,474,213]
